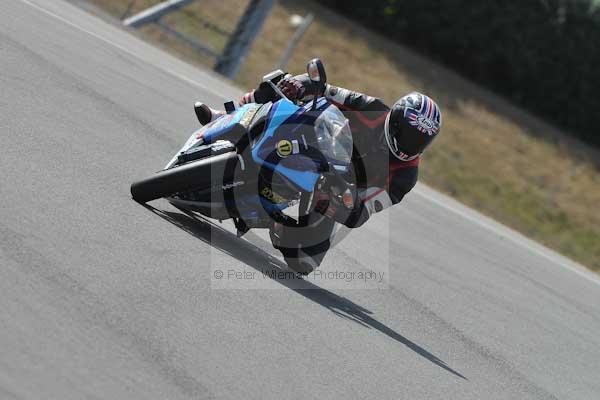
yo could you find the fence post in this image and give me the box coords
[120,0,138,20]
[214,0,275,79]
[277,13,314,70]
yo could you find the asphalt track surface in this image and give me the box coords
[2,1,600,398]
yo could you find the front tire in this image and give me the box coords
[130,151,238,203]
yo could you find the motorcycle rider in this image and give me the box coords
[194,70,442,275]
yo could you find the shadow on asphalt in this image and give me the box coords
[143,204,467,380]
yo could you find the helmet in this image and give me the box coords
[384,92,442,161]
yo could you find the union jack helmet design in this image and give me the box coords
[384,92,442,161]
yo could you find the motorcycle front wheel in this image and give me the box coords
[130,151,238,203]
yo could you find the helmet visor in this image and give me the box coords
[385,118,430,160]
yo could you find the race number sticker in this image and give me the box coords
[276,140,293,157]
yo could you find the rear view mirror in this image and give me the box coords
[307,58,326,88]
[307,58,327,110]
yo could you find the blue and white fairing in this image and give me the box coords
[166,98,352,215]
[165,103,261,169]
[254,98,353,192]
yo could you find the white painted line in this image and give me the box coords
[413,184,600,287]
[20,0,600,288]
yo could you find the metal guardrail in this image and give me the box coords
[123,0,195,28]
[277,13,314,70]
[123,0,274,79]
[213,0,275,78]
[154,20,219,58]
[122,0,311,79]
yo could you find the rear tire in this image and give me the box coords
[130,151,238,203]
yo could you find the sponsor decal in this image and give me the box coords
[260,186,286,204]
[416,115,435,132]
[291,139,300,154]
[211,140,234,151]
[276,140,293,157]
[209,180,244,192]
[221,181,244,190]
[407,110,439,136]
[239,106,259,127]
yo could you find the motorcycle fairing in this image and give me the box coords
[166,98,339,223]
[251,99,329,193]
[165,103,261,169]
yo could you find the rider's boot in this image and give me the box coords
[194,102,224,126]
[269,222,324,276]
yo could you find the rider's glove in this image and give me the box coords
[239,90,255,106]
[277,76,305,101]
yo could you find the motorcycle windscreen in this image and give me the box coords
[251,100,324,193]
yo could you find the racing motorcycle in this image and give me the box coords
[131,59,357,270]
